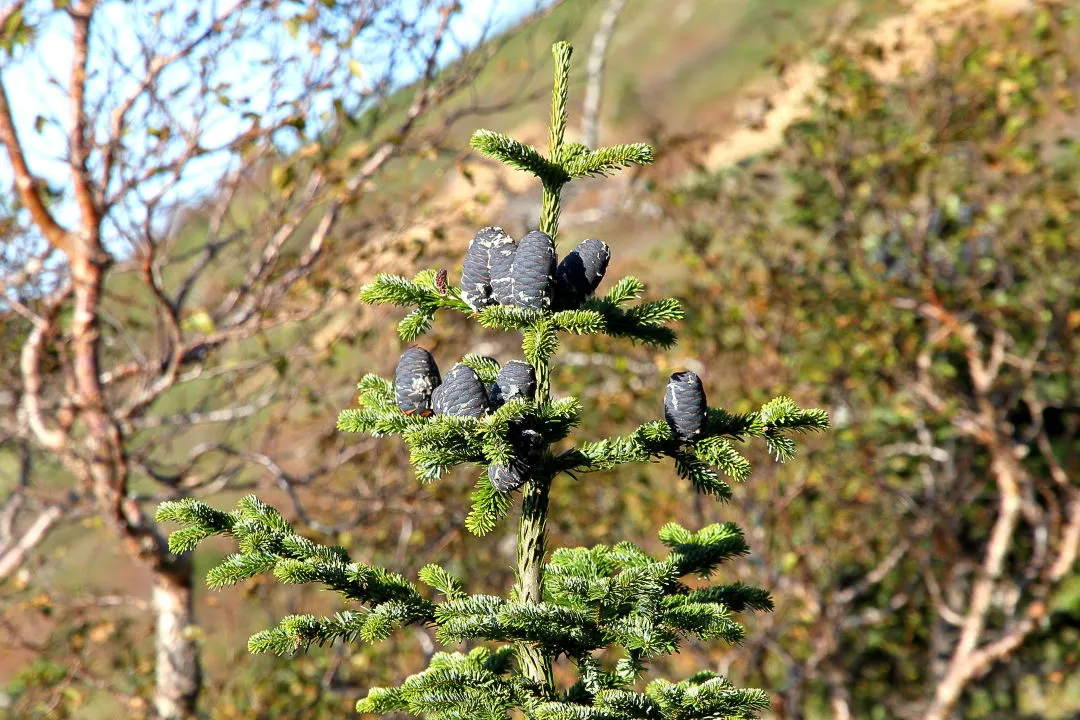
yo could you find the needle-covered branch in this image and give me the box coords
[562,397,828,499]
[352,522,771,718]
[155,496,435,655]
[364,268,683,351]
[470,129,570,187]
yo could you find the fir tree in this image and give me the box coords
[157,42,828,719]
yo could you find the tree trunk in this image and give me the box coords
[580,0,626,149]
[515,474,553,689]
[152,560,201,719]
[67,230,204,718]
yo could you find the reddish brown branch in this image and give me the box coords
[0,81,70,252]
[69,1,101,232]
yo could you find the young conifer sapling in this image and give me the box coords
[157,42,828,719]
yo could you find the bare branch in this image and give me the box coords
[173,168,246,312]
[1049,492,1080,583]
[925,449,1023,720]
[0,504,66,582]
[879,442,951,464]
[114,241,185,419]
[19,283,73,452]
[925,570,968,627]
[580,0,625,149]
[69,1,101,231]
[833,540,910,605]
[217,1,458,329]
[131,391,275,429]
[98,1,254,207]
[0,79,70,251]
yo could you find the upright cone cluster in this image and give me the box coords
[460,227,610,312]
[393,349,541,492]
[394,225,616,490]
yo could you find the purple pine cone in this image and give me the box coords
[509,230,556,310]
[431,363,489,418]
[394,347,441,415]
[489,360,537,408]
[664,370,708,441]
[553,238,610,310]
[461,227,515,311]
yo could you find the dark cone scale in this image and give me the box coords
[553,238,610,310]
[431,363,489,418]
[664,370,708,442]
[514,427,544,463]
[489,458,530,492]
[461,227,516,311]
[429,383,446,413]
[488,427,544,492]
[509,230,556,310]
[489,360,537,408]
[488,230,518,306]
[394,347,441,415]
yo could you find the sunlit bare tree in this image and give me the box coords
[0,0,510,715]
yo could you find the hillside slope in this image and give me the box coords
[328,0,865,309]
[704,0,1033,169]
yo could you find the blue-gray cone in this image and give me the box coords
[553,238,610,310]
[489,458,531,492]
[488,427,544,492]
[508,230,556,310]
[461,227,515,311]
[664,370,707,441]
[394,347,441,415]
[431,363,489,418]
[489,360,537,408]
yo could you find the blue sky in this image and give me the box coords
[0,0,543,231]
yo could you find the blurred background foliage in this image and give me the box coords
[663,3,1080,717]
[2,0,1078,718]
